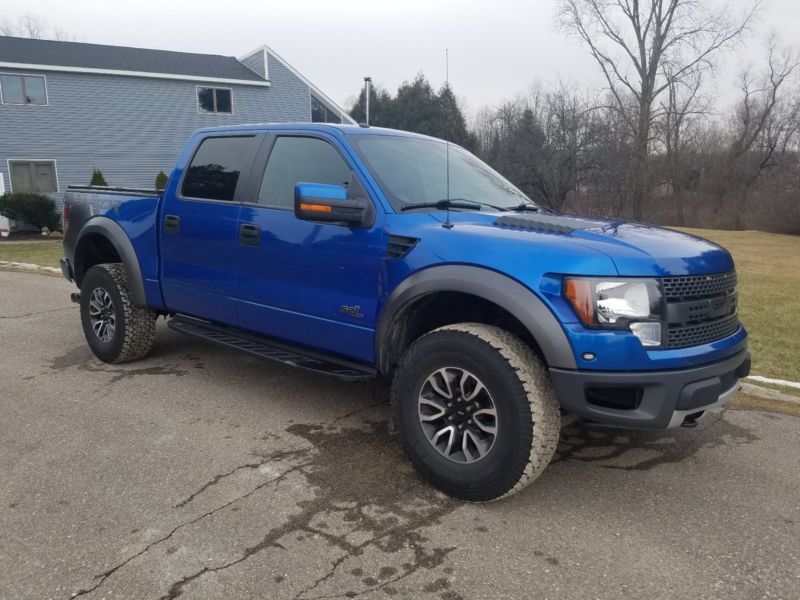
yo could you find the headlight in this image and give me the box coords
[563,277,663,346]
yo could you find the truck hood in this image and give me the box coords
[427,211,734,276]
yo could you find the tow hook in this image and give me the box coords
[681,411,704,428]
[70,293,81,304]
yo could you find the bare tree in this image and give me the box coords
[655,69,711,223]
[0,13,75,41]
[723,41,800,226]
[473,86,601,210]
[557,0,758,219]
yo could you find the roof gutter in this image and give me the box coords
[0,62,270,86]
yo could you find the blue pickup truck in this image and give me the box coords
[61,123,749,501]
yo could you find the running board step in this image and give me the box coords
[168,316,376,381]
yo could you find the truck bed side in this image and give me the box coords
[63,186,164,310]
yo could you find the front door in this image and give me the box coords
[235,133,386,364]
[160,134,260,323]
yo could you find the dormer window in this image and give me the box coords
[0,73,47,105]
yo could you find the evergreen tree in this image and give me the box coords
[347,74,476,149]
[348,84,394,126]
[89,169,107,186]
[155,171,168,190]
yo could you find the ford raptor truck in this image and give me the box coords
[61,124,750,501]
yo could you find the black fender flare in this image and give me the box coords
[375,265,577,373]
[74,217,147,307]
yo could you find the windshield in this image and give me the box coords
[349,135,535,211]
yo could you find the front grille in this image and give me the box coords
[661,271,737,301]
[660,271,740,348]
[665,313,740,348]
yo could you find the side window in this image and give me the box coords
[197,87,232,114]
[181,136,253,201]
[258,137,351,209]
[0,74,47,105]
[9,160,57,193]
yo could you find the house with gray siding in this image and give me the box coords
[0,36,354,232]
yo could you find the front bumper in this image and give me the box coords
[549,349,751,429]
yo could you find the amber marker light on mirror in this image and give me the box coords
[300,204,333,213]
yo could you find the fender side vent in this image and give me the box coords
[494,215,575,234]
[387,235,419,259]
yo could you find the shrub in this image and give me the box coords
[155,171,168,190]
[0,192,61,231]
[90,169,107,186]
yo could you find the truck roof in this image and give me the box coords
[193,122,441,141]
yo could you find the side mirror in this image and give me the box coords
[294,181,374,227]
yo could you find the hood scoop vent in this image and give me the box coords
[494,214,575,234]
[493,214,605,235]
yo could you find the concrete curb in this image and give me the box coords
[740,382,800,405]
[0,261,61,275]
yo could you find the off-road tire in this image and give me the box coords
[392,323,560,501]
[80,263,157,364]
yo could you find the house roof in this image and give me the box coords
[0,36,268,86]
[240,44,357,125]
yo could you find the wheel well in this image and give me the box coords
[380,291,545,373]
[74,233,121,286]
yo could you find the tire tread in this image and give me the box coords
[93,264,156,363]
[391,323,561,501]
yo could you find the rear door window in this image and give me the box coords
[181,136,255,201]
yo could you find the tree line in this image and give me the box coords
[348,0,799,234]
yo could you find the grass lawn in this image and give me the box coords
[680,228,800,384]
[1,229,798,384]
[0,240,63,269]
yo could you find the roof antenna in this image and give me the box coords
[442,48,454,230]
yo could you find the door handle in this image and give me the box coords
[239,223,261,246]
[164,215,180,234]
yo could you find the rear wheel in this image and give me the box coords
[392,323,560,501]
[80,264,157,364]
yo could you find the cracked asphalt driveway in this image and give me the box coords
[1,270,799,600]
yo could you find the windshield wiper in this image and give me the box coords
[400,199,510,212]
[400,199,482,212]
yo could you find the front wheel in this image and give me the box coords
[80,264,157,364]
[391,323,560,501]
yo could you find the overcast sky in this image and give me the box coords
[5,0,800,115]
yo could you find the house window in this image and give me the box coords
[197,87,233,114]
[0,74,47,105]
[311,95,342,124]
[9,161,58,193]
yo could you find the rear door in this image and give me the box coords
[234,132,386,363]
[160,134,261,323]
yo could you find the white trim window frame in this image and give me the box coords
[7,159,60,193]
[196,85,234,115]
[0,72,49,106]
